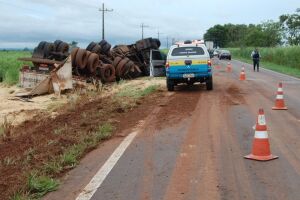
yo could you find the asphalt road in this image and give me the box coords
[45,58,300,200]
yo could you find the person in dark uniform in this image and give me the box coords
[251,48,260,72]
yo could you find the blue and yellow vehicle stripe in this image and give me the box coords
[169,60,208,66]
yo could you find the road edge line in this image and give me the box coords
[75,131,138,200]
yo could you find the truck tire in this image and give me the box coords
[76,49,88,69]
[87,53,99,74]
[91,44,102,55]
[43,43,55,58]
[54,40,63,51]
[101,43,111,54]
[206,76,213,90]
[116,58,130,78]
[86,42,97,51]
[57,42,69,53]
[167,79,174,91]
[100,64,115,83]
[37,41,47,52]
[113,56,123,68]
[71,47,79,68]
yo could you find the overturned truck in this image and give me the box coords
[18,38,166,96]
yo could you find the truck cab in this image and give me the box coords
[165,40,213,91]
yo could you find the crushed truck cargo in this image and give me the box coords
[17,38,166,97]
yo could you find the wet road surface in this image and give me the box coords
[45,58,300,200]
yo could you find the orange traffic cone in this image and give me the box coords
[215,65,221,70]
[239,67,246,80]
[272,82,288,110]
[226,62,232,72]
[244,108,278,161]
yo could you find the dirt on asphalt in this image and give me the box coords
[44,59,300,200]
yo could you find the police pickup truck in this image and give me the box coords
[165,40,213,91]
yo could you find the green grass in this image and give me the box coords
[227,47,300,78]
[27,172,59,198]
[44,123,115,175]
[11,122,115,199]
[10,192,31,200]
[160,48,169,55]
[0,50,31,85]
[117,84,159,99]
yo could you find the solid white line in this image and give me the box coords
[76,131,138,200]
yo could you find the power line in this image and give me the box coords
[99,3,113,40]
[140,23,149,39]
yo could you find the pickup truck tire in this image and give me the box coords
[206,76,213,90]
[167,79,174,91]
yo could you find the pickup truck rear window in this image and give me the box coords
[171,47,205,56]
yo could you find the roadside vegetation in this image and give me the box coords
[204,9,300,48]
[0,80,163,200]
[0,50,31,85]
[228,46,300,78]
[204,8,300,77]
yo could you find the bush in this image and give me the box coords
[228,46,300,69]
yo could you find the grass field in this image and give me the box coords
[0,50,31,85]
[227,47,300,78]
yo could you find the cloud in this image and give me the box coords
[0,0,297,48]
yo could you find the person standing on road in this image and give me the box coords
[251,48,260,72]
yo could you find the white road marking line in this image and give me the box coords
[76,131,138,200]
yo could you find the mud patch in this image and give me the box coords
[154,87,202,129]
[222,84,246,106]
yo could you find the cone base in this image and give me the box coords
[244,154,278,161]
[272,107,288,110]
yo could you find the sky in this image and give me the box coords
[0,0,298,48]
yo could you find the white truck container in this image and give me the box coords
[205,41,214,51]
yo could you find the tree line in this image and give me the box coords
[203,9,300,48]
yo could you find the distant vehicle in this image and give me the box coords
[213,49,220,57]
[165,40,213,91]
[219,50,231,60]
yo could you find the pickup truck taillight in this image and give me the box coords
[207,60,212,67]
[166,62,170,68]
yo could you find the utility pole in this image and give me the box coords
[99,3,113,40]
[172,38,175,45]
[166,36,169,49]
[140,23,149,39]
[157,30,163,40]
